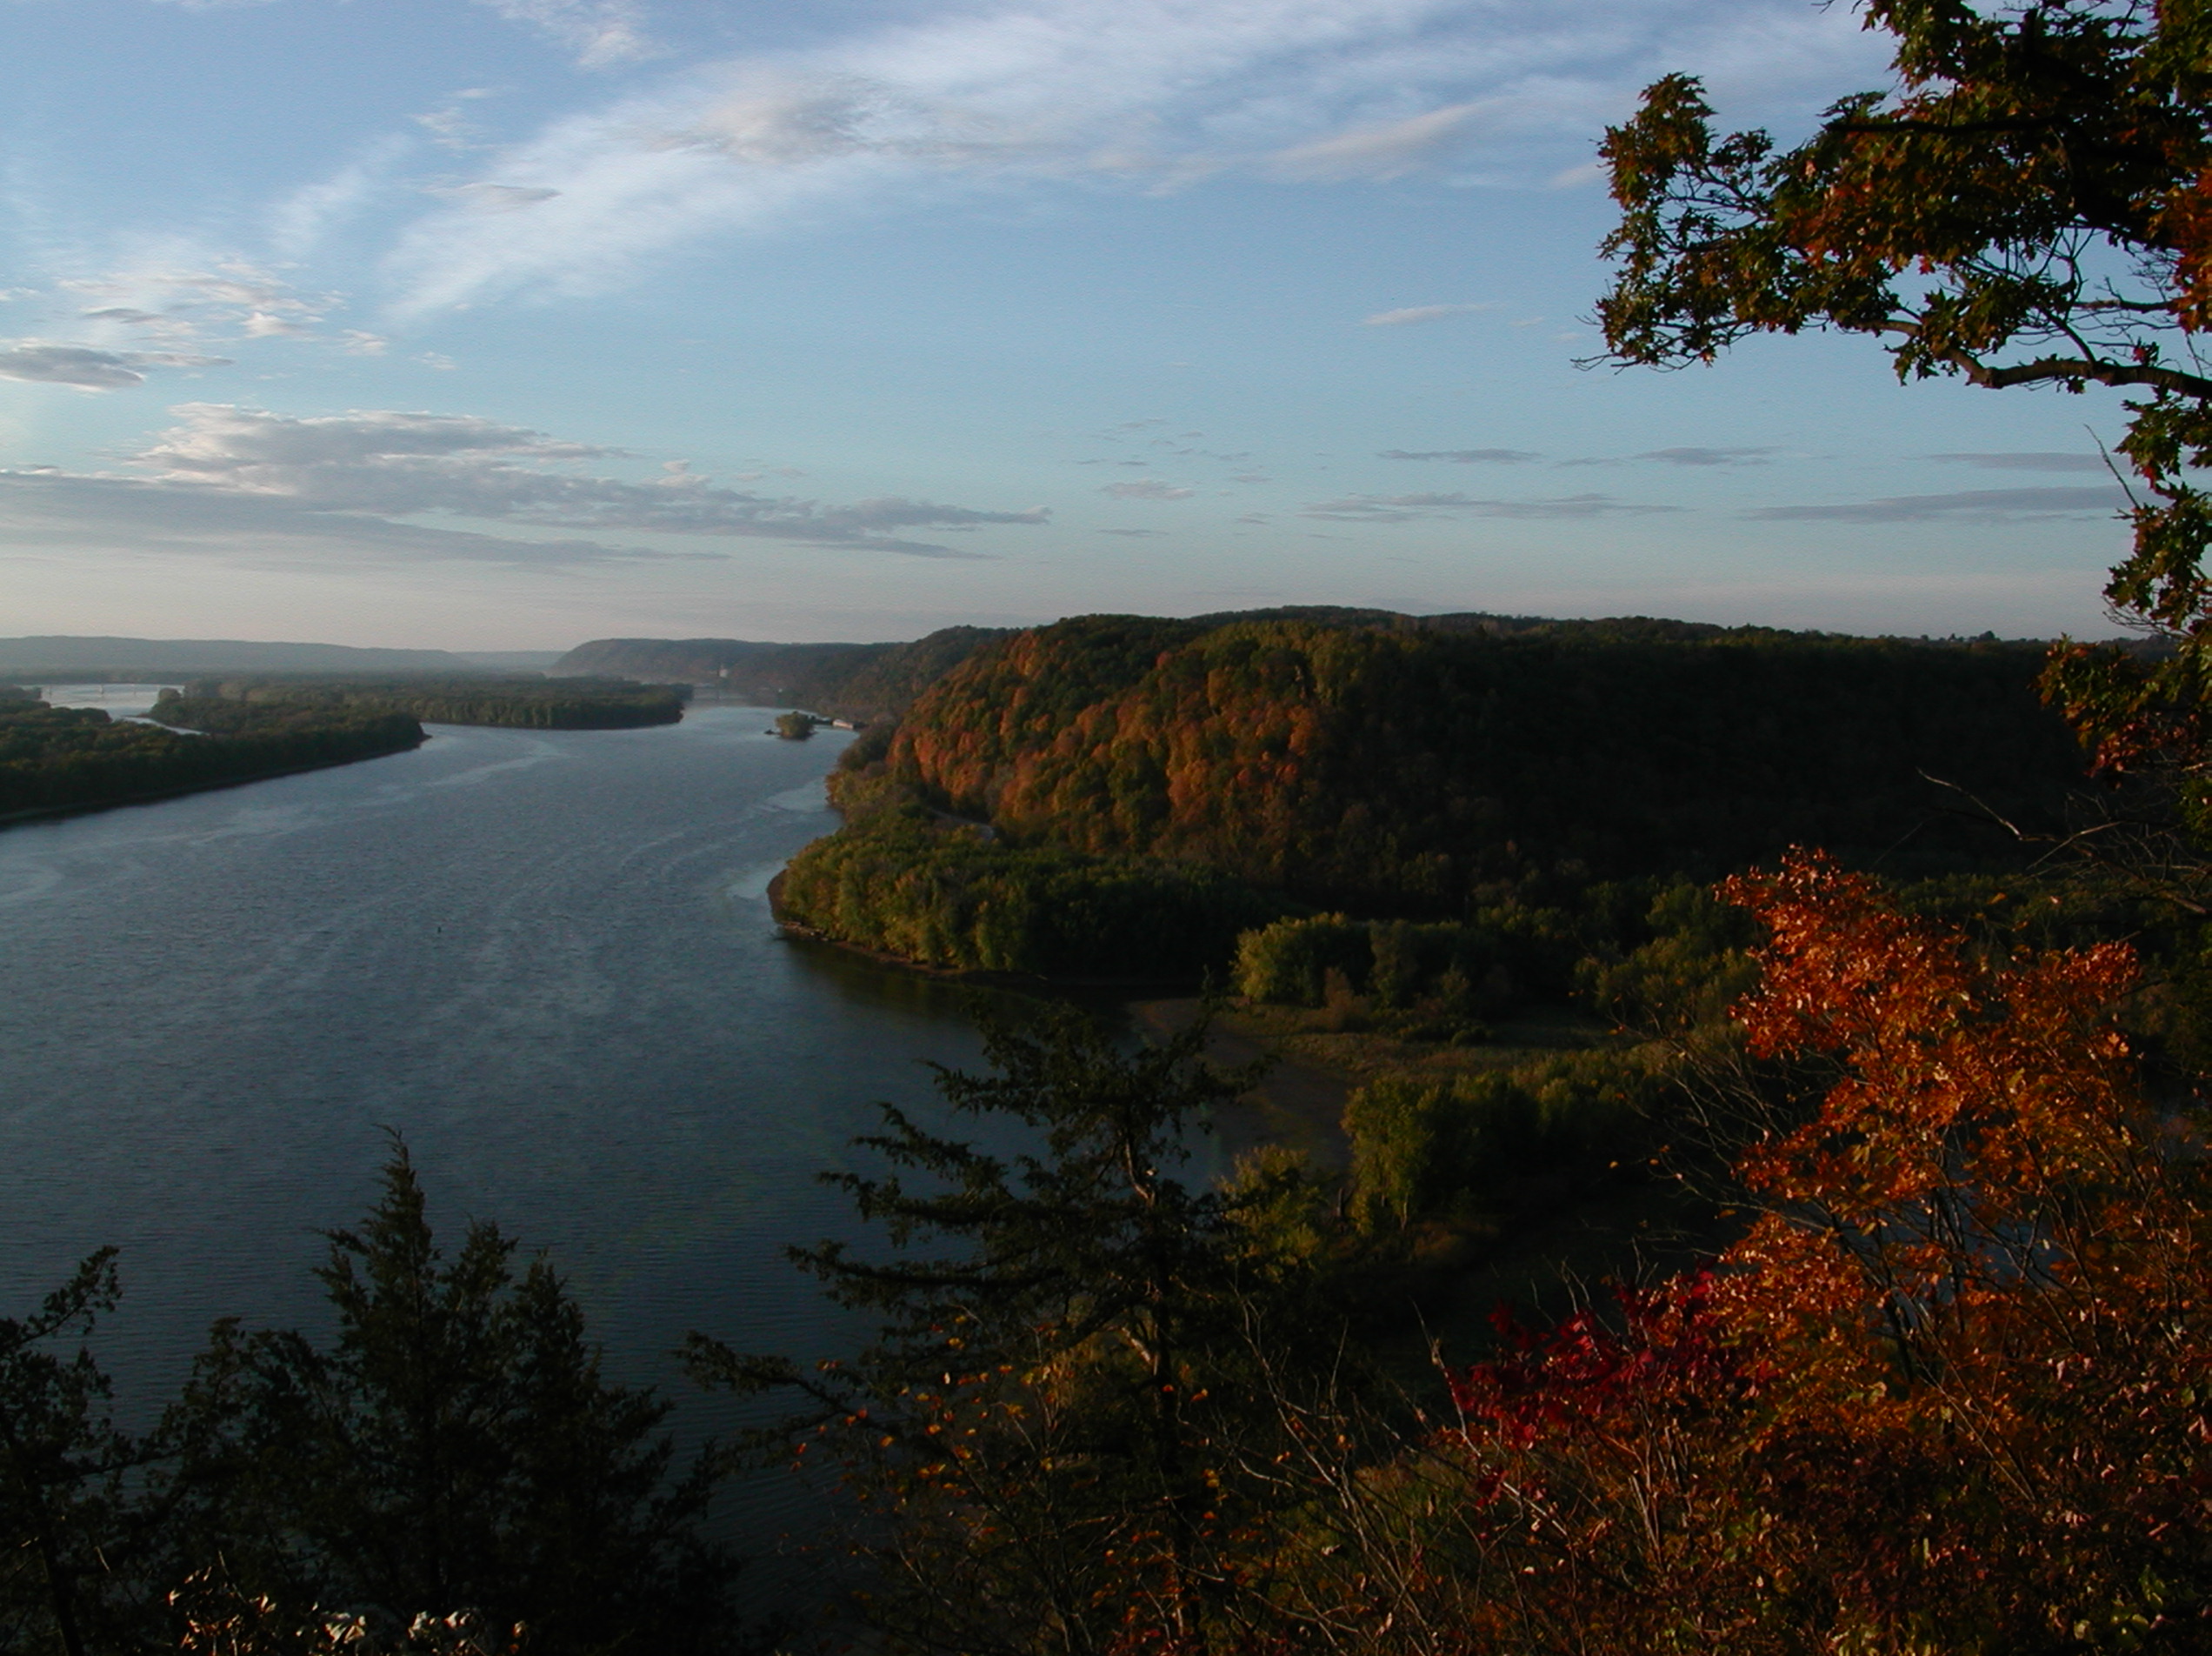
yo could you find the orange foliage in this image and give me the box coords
[1443,851,2212,1653]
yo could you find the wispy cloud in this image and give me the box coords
[0,343,230,391]
[1103,478,1195,500]
[1361,303,1494,327]
[1303,491,1680,521]
[1560,444,1778,468]
[0,471,690,566]
[380,0,1889,313]
[1930,451,2111,473]
[1275,104,1488,181]
[63,264,340,347]
[470,0,660,68]
[1744,486,2126,523]
[3,403,1048,560]
[1378,447,1538,463]
[428,184,566,214]
[1636,445,1776,466]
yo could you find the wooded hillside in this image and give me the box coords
[862,614,2089,914]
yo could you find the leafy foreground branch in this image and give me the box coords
[716,854,2212,1654]
[0,1146,746,1656]
[1594,0,2212,838]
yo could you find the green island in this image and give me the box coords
[0,691,425,821]
[155,673,688,731]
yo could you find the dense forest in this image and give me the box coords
[155,676,687,731]
[776,612,2091,978]
[0,696,424,820]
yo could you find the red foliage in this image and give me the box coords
[1439,850,2212,1653]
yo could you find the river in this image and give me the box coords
[0,698,1067,1599]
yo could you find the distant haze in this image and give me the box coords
[0,637,488,679]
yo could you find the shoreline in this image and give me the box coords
[769,872,1354,1170]
[0,736,430,829]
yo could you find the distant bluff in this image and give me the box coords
[549,609,1785,725]
[550,628,1013,724]
[851,613,2089,905]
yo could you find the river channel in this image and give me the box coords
[0,699,1078,1595]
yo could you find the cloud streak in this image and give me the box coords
[1930,451,2112,473]
[378,0,1890,313]
[0,343,230,391]
[3,404,1048,561]
[1303,491,1680,521]
[1743,486,2127,523]
[1362,303,1492,327]
[1103,478,1195,500]
[470,0,659,67]
[1379,447,1539,463]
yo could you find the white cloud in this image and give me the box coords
[472,0,660,68]
[1378,446,1537,462]
[63,264,337,345]
[1103,478,1195,500]
[1362,303,1493,327]
[84,402,1049,557]
[1272,103,1487,181]
[380,0,1890,313]
[0,343,230,391]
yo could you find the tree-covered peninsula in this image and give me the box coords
[155,674,687,731]
[0,696,424,821]
[777,611,2091,979]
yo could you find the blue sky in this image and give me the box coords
[0,0,2145,648]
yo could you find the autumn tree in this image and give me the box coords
[1412,851,2212,1653]
[1597,0,2212,792]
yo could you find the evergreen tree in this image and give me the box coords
[0,1251,148,1656]
[691,1005,1342,1655]
[171,1145,735,1656]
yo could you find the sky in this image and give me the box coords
[0,0,2152,649]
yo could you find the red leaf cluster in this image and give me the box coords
[1439,851,2212,1653]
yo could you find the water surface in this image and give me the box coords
[0,706,1017,1579]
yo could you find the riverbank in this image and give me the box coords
[0,702,427,825]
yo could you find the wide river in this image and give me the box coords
[0,699,1120,1599]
